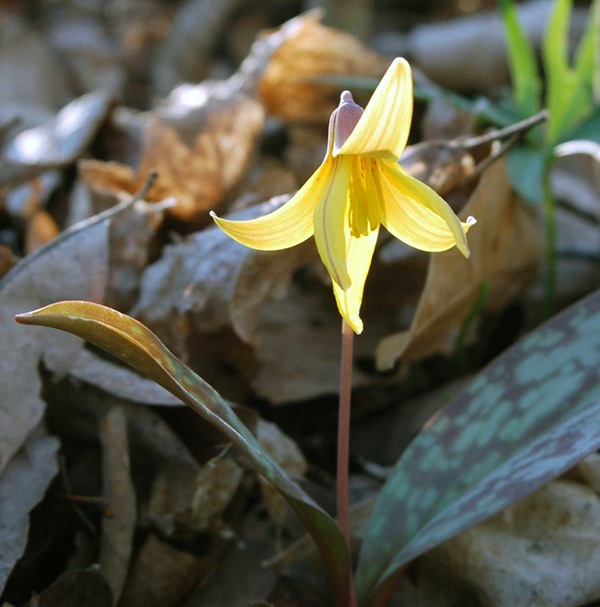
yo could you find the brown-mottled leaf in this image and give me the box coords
[377,159,543,370]
[15,301,350,607]
[356,286,600,607]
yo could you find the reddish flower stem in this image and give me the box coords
[337,319,357,607]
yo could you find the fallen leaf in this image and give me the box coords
[256,419,308,528]
[25,209,60,254]
[99,407,136,605]
[0,425,59,594]
[132,196,315,356]
[377,159,544,370]
[24,568,113,607]
[0,203,117,474]
[104,199,166,311]
[0,191,168,477]
[0,90,114,188]
[147,457,244,541]
[0,9,72,112]
[152,0,245,95]
[119,534,202,607]
[81,95,264,224]
[258,13,389,123]
[183,507,278,607]
[0,245,17,280]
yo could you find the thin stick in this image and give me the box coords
[337,319,357,607]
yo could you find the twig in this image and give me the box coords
[59,456,97,535]
[132,169,159,203]
[409,109,548,154]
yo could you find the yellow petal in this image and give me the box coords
[313,157,353,290]
[211,158,334,251]
[334,58,413,162]
[333,222,380,335]
[378,161,475,256]
[211,111,339,251]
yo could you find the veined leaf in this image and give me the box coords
[356,287,600,607]
[15,301,350,607]
[499,0,542,118]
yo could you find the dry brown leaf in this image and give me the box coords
[256,419,308,528]
[0,245,17,280]
[24,209,60,254]
[81,95,264,224]
[258,14,389,122]
[99,408,136,606]
[120,534,202,607]
[376,159,543,370]
[147,457,243,541]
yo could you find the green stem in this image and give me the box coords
[542,153,557,319]
[337,320,357,607]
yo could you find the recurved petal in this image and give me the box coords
[211,159,334,251]
[378,161,475,257]
[333,224,379,335]
[335,58,413,162]
[314,157,353,290]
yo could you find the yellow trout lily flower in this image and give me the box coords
[211,58,475,334]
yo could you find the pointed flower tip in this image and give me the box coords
[466,216,477,226]
[340,90,354,104]
[209,210,217,218]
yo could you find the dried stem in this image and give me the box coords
[337,319,357,607]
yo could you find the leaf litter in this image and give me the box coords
[1,3,599,607]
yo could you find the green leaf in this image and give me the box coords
[499,0,542,118]
[552,1,598,142]
[506,144,545,204]
[543,0,572,142]
[15,301,350,607]
[356,287,600,607]
[566,105,600,143]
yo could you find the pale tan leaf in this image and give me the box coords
[377,159,543,370]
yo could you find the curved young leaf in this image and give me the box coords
[356,287,600,607]
[499,0,542,119]
[15,301,349,606]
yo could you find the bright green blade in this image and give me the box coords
[499,0,542,118]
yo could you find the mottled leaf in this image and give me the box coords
[14,301,349,607]
[357,287,600,607]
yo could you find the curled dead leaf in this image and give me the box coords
[258,14,389,122]
[377,159,544,370]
